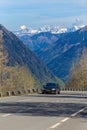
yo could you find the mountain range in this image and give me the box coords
[14,22,85,36]
[0,24,58,86]
[16,24,87,82]
[36,26,87,81]
[14,22,85,52]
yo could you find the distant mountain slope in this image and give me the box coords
[36,31,81,63]
[0,24,57,85]
[19,32,59,51]
[16,24,87,82]
[37,26,87,81]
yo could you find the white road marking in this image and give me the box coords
[2,114,12,117]
[50,117,69,129]
[61,117,69,122]
[50,106,87,129]
[50,122,61,129]
[71,107,87,117]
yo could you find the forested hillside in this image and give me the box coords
[0,25,59,92]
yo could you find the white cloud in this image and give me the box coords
[33,14,87,27]
[0,0,87,30]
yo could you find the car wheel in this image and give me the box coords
[58,91,60,94]
[42,91,46,94]
[56,90,60,94]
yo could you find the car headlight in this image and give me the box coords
[52,88,55,90]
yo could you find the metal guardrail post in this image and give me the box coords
[0,92,2,97]
[6,91,10,96]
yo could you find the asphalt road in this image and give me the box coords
[0,91,87,130]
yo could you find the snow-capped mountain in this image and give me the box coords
[14,25,68,36]
[14,22,86,36]
[38,25,68,34]
[14,25,39,36]
[13,22,87,82]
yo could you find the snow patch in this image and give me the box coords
[20,25,27,30]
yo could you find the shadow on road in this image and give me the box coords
[0,101,86,117]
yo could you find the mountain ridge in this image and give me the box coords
[18,25,87,81]
[14,23,85,37]
[0,24,57,86]
[42,26,87,81]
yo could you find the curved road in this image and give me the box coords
[0,91,87,130]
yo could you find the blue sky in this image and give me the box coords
[0,0,87,30]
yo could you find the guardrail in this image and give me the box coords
[0,88,38,97]
[0,88,87,97]
[61,88,87,91]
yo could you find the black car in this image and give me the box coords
[41,82,60,94]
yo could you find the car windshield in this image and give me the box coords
[44,83,57,89]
